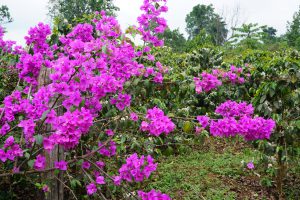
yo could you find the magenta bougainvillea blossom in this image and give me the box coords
[141,107,175,136]
[54,160,68,171]
[196,116,210,128]
[115,153,157,184]
[198,101,275,141]
[34,155,46,171]
[138,189,171,200]
[247,162,255,169]
[194,72,222,93]
[215,100,254,118]
[86,183,97,195]
[194,66,247,94]
[130,112,139,121]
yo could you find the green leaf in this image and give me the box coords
[133,78,140,86]
[34,135,43,145]
[260,95,266,103]
[295,120,300,129]
[54,169,60,175]
[25,152,30,159]
[102,45,107,54]
[70,179,82,188]
[16,86,23,91]
[28,160,35,168]
[183,121,193,133]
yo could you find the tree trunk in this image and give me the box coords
[38,67,64,200]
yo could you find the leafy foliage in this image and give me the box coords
[47,0,119,24]
[0,5,12,25]
[185,4,228,45]
[160,28,186,52]
[229,23,266,49]
[286,6,300,50]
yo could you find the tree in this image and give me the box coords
[286,6,300,50]
[185,4,228,45]
[262,26,277,39]
[47,0,119,23]
[161,28,186,52]
[185,29,213,51]
[230,23,266,49]
[0,5,13,24]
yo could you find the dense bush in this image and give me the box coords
[1,0,299,199]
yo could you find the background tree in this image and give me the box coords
[0,5,13,25]
[262,26,277,44]
[229,23,265,49]
[286,6,300,50]
[47,0,119,23]
[185,29,213,51]
[161,28,186,52]
[185,4,228,45]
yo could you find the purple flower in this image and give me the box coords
[4,136,15,148]
[0,123,10,136]
[105,129,114,136]
[138,189,171,200]
[130,112,139,121]
[0,149,7,162]
[110,94,131,111]
[194,72,222,94]
[42,185,49,193]
[196,116,210,128]
[82,161,91,169]
[247,162,255,170]
[215,100,254,118]
[54,160,68,171]
[96,176,105,185]
[34,155,46,171]
[195,126,203,135]
[86,183,97,195]
[116,153,157,183]
[96,161,105,168]
[141,107,175,137]
[113,176,122,186]
[43,137,55,153]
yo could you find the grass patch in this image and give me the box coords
[144,142,265,199]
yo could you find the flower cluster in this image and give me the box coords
[194,65,248,94]
[25,22,51,54]
[34,155,46,171]
[197,101,275,141]
[215,100,254,118]
[54,160,68,171]
[247,162,255,170]
[98,141,116,157]
[114,153,157,184]
[0,26,23,55]
[43,108,94,150]
[141,107,175,136]
[219,65,246,84]
[194,72,222,94]
[137,0,168,47]
[138,189,171,200]
[110,93,131,111]
[0,136,23,162]
[196,116,210,128]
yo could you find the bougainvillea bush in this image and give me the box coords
[0,0,276,199]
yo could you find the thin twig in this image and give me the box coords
[55,175,78,200]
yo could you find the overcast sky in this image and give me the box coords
[1,0,299,45]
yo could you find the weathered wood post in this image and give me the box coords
[38,67,64,200]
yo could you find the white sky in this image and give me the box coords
[1,0,299,46]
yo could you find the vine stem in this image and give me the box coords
[86,158,139,200]
[54,175,78,200]
[0,137,113,177]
